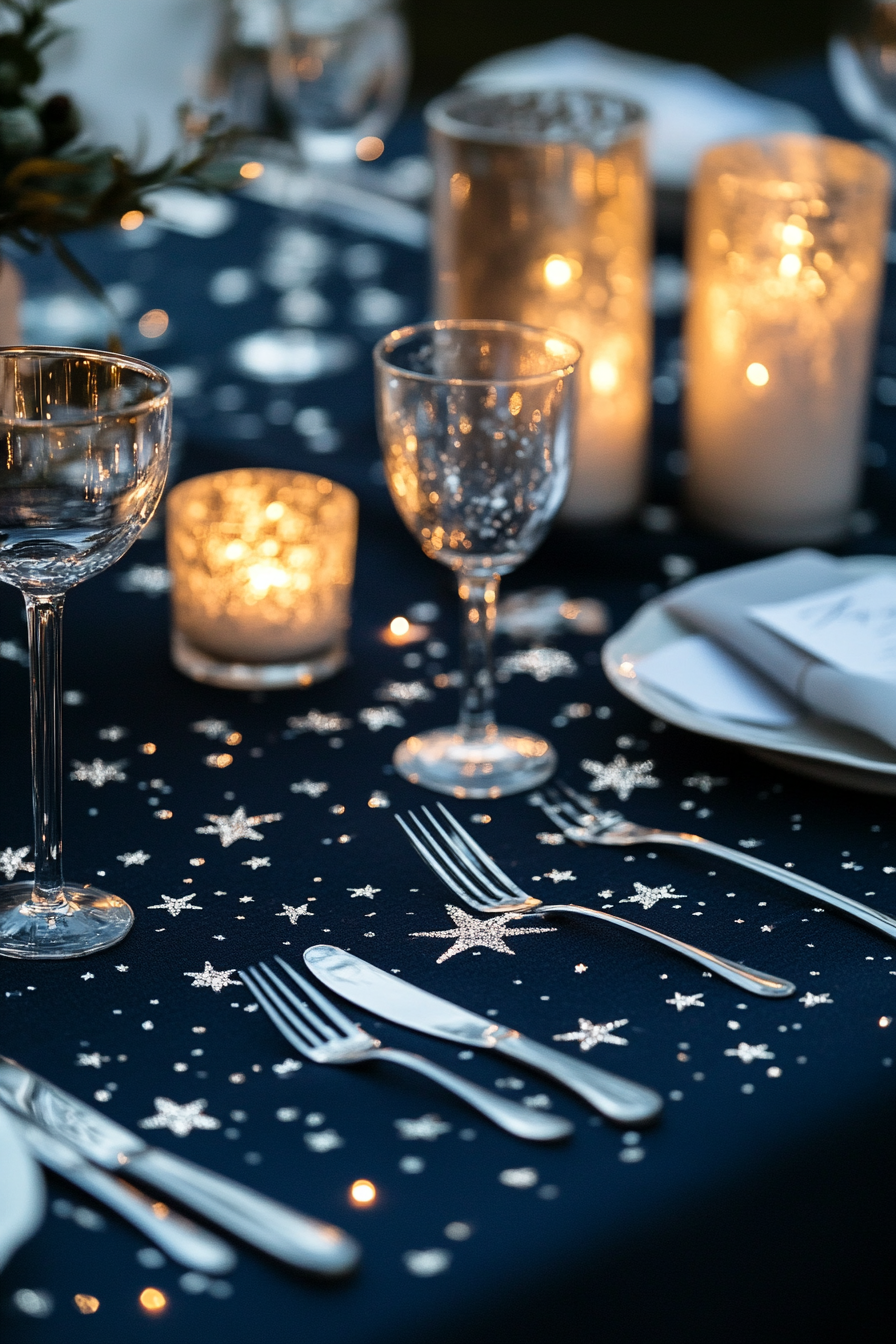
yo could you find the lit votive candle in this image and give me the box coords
[686,134,890,545]
[167,468,357,688]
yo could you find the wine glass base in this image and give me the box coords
[0,884,134,960]
[394,726,556,799]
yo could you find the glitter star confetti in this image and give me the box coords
[0,846,33,880]
[666,992,705,1011]
[190,718,233,741]
[621,882,681,910]
[411,905,554,963]
[724,1042,775,1063]
[304,1129,344,1152]
[394,1115,452,1140]
[738,838,764,849]
[183,962,240,992]
[359,706,406,731]
[242,856,270,870]
[375,680,434,704]
[553,1017,630,1049]
[138,1097,221,1137]
[287,710,352,734]
[537,832,566,846]
[98,725,128,741]
[403,1250,452,1277]
[496,647,578,682]
[683,773,727,793]
[75,1052,108,1068]
[272,1059,302,1075]
[117,850,150,867]
[149,894,202,917]
[544,869,575,883]
[195,807,283,847]
[275,903,313,924]
[69,758,127,788]
[348,885,381,899]
[580,755,660,800]
[799,991,833,1007]
[118,564,171,596]
[575,963,588,973]
[290,779,329,797]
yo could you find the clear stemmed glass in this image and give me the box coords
[374,319,580,799]
[0,348,171,959]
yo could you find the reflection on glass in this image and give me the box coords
[829,2,896,144]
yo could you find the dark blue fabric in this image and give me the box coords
[0,70,894,1344]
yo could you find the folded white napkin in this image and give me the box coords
[463,35,818,188]
[664,550,896,750]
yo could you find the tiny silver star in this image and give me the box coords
[117,850,150,867]
[348,884,381,899]
[242,856,270,870]
[580,755,660,801]
[75,1052,108,1068]
[183,962,240,992]
[290,779,329,797]
[410,904,554,964]
[239,896,254,904]
[682,773,727,793]
[536,832,566,846]
[0,846,33,880]
[195,806,282,847]
[496,648,578,682]
[98,725,128,741]
[621,882,681,910]
[666,992,705,1011]
[575,963,588,973]
[69,758,127,788]
[138,1097,221,1137]
[760,924,774,933]
[276,903,313,924]
[149,893,202,917]
[544,869,576,883]
[190,718,232,740]
[394,1114,452,1140]
[738,838,764,850]
[553,1017,629,1049]
[359,706,406,731]
[272,1058,302,1075]
[118,563,170,596]
[376,679,434,704]
[725,1042,775,1063]
[115,964,129,972]
[80,972,94,981]
[287,710,352,734]
[799,991,833,1007]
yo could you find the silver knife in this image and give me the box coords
[303,946,663,1126]
[0,1056,360,1277]
[13,1116,237,1275]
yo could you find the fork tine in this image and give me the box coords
[413,808,512,904]
[397,812,495,908]
[433,803,532,902]
[257,962,340,1042]
[273,957,360,1037]
[240,966,318,1057]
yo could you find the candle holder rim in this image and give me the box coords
[424,84,646,146]
[166,466,359,509]
[0,345,171,425]
[695,130,892,178]
[373,319,582,386]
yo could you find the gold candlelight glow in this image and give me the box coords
[167,468,357,689]
[685,134,890,544]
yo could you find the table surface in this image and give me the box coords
[0,59,894,1344]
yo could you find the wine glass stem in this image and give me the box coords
[25,592,66,905]
[457,573,499,740]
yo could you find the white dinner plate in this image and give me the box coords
[602,554,896,794]
[0,1106,45,1271]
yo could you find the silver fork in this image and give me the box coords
[398,805,796,998]
[241,958,573,1143]
[532,783,896,943]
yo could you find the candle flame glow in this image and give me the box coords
[590,358,619,394]
[139,1288,167,1313]
[390,616,410,637]
[746,363,770,387]
[544,254,579,288]
[350,1179,376,1204]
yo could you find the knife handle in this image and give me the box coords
[124,1147,360,1276]
[495,1033,663,1126]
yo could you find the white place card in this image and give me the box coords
[749,573,896,682]
[634,635,799,726]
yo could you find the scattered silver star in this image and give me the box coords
[239,896,254,904]
[575,963,588,973]
[348,885,381,899]
[304,1129,344,1152]
[799,991,833,1007]
[738,838,764,849]
[368,790,390,808]
[242,856,270,870]
[81,972,94,981]
[276,903,313,924]
[544,869,576,883]
[410,904,554,964]
[359,706,406,731]
[290,779,329,797]
[69,758,127,788]
[287,710,352,734]
[553,1017,630,1049]
[195,806,282,847]
[117,850,150,867]
[394,1114,452,1140]
[0,638,28,665]
[118,563,170,595]
[98,725,128,741]
[683,773,727,793]
[272,1058,302,1075]
[496,647,578,682]
[75,1052,108,1068]
[115,964,128,972]
[580,755,660,800]
[0,846,33,880]
[183,962,240,992]
[666,992,705,1011]
[760,924,774,933]
[149,894,202,917]
[375,680,434,704]
[724,1042,775,1063]
[138,1097,221,1137]
[536,832,566,846]
[190,718,233,741]
[621,882,681,910]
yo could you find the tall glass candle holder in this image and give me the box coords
[426,87,651,524]
[167,468,357,689]
[685,134,890,545]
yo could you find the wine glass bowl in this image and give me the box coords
[0,348,171,959]
[374,320,580,798]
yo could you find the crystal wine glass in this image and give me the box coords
[0,348,171,959]
[374,319,580,798]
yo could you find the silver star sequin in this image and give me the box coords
[117,850,150,867]
[395,1114,452,1140]
[98,726,128,742]
[359,706,406,731]
[799,991,833,1007]
[287,710,352,734]
[724,1042,775,1063]
[410,904,554,964]
[553,1017,630,1049]
[138,1097,221,1137]
[149,894,202,917]
[290,779,329,797]
[580,755,660,801]
[304,1129,344,1152]
[195,806,283,847]
[183,962,240,992]
[496,647,578,682]
[536,832,565,846]
[75,1052,108,1068]
[544,869,575,883]
[276,903,313,924]
[621,882,681,910]
[0,846,33,880]
[272,1058,302,1075]
[242,856,270,869]
[190,718,233,741]
[683,773,727,793]
[348,884,380,899]
[376,680,433,704]
[69,758,127,788]
[666,991,705,1012]
[118,564,171,596]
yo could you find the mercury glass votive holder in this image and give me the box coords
[685,133,890,545]
[167,468,357,689]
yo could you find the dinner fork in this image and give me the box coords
[532,783,896,943]
[241,959,573,1143]
[397,805,796,998]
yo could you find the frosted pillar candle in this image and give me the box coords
[686,134,889,545]
[426,88,651,524]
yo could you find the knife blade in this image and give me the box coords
[0,1056,360,1276]
[302,946,663,1126]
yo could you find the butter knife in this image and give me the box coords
[0,1056,360,1277]
[302,947,663,1126]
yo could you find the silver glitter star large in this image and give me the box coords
[553,1017,629,1049]
[149,893,202,917]
[666,992,705,1011]
[621,882,682,910]
[118,564,171,596]
[117,850,150,867]
[724,1041,775,1063]
[375,680,434,704]
[359,706,406,731]
[799,991,833,1008]
[183,962,240,992]
[287,710,352,734]
[683,773,727,793]
[276,903,313,924]
[69,758,127,788]
[580,755,660,801]
[410,904,554,964]
[0,846,33,880]
[394,1114,452,1140]
[138,1097,221,1137]
[496,647,578,682]
[195,806,282,847]
[290,779,329,798]
[348,884,380,899]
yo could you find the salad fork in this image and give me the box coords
[397,805,796,998]
[531,783,896,942]
[241,959,573,1143]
